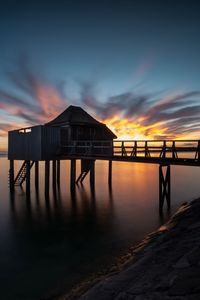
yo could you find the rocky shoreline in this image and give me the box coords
[59,198,200,300]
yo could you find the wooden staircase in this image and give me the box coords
[13,161,35,186]
[76,159,95,184]
[76,170,90,184]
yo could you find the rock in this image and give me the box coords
[187,246,200,265]
[173,255,190,269]
[168,272,200,296]
[77,199,200,300]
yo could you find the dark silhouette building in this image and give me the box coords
[8,105,117,160]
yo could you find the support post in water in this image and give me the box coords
[52,160,57,192]
[26,160,31,198]
[35,161,39,190]
[45,160,50,198]
[90,160,95,188]
[9,160,14,192]
[70,159,76,191]
[108,160,112,187]
[57,160,60,186]
[159,164,171,212]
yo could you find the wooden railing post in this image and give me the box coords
[195,140,200,161]
[131,141,137,157]
[172,141,178,159]
[160,141,166,158]
[145,141,150,157]
[122,141,127,156]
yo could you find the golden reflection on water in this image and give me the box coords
[1,157,200,299]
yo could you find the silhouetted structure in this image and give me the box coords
[8,105,116,160]
[7,106,200,213]
[8,105,116,200]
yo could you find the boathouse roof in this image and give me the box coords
[46,105,117,138]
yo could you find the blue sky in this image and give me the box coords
[0,0,200,149]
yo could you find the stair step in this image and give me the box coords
[13,161,35,186]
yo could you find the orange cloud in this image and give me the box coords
[100,115,169,140]
[35,84,67,120]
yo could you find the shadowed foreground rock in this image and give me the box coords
[77,199,200,300]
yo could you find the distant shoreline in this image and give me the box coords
[56,198,200,300]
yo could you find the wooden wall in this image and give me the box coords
[8,125,60,160]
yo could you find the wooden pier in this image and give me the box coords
[8,139,200,212]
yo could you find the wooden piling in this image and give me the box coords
[52,160,57,191]
[70,159,76,190]
[9,160,14,192]
[26,160,31,198]
[159,164,171,212]
[57,160,60,186]
[90,160,95,187]
[108,160,112,187]
[35,161,39,190]
[45,160,50,198]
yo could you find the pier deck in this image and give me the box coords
[60,139,200,166]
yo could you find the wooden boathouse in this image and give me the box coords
[8,105,116,198]
[8,105,200,212]
[8,105,116,160]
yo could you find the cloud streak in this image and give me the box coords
[0,55,68,124]
[1,57,200,145]
[78,81,200,139]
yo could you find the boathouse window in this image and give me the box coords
[19,128,32,133]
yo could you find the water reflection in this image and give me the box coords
[1,157,200,299]
[8,178,115,238]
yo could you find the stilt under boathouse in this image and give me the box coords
[8,105,200,212]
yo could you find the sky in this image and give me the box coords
[0,0,200,150]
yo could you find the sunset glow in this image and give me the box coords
[101,116,169,140]
[1,82,200,151]
[0,61,200,151]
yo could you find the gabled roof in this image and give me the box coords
[45,105,117,138]
[46,105,100,126]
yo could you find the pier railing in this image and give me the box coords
[60,139,200,161]
[60,140,113,156]
[113,140,200,160]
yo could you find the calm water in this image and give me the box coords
[0,157,200,299]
